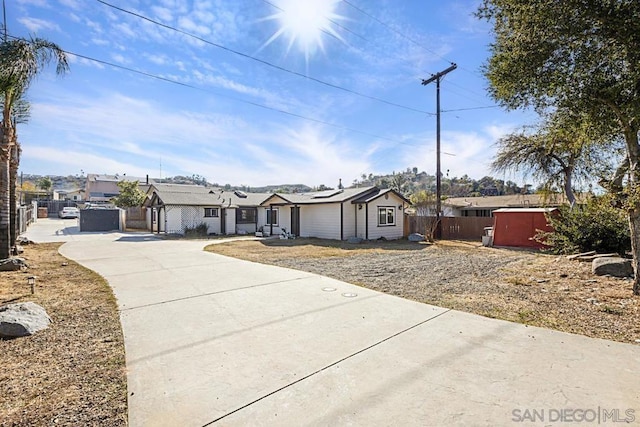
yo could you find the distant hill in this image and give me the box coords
[349,167,531,198]
[20,174,86,190]
[219,184,313,193]
[20,167,532,198]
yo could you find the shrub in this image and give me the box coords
[184,223,209,237]
[536,195,630,255]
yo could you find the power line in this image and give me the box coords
[260,0,367,43]
[341,0,449,66]
[342,0,484,79]
[5,33,429,149]
[442,105,500,113]
[95,0,434,116]
[260,0,494,108]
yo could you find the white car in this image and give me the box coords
[59,207,80,219]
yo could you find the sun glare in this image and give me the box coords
[261,0,345,63]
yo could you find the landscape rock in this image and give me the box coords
[12,245,24,255]
[0,257,28,271]
[16,236,35,245]
[408,233,425,242]
[0,302,51,338]
[576,253,617,262]
[592,257,634,278]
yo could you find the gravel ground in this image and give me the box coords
[206,239,640,344]
[272,244,528,296]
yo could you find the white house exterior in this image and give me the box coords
[261,187,409,240]
[144,184,409,240]
[144,184,272,235]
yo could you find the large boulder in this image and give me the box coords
[0,302,51,338]
[0,257,28,271]
[592,257,634,278]
[408,233,425,242]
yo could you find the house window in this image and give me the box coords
[266,208,279,226]
[378,206,396,226]
[378,207,395,226]
[204,207,219,218]
[237,208,257,224]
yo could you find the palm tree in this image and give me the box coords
[0,37,68,258]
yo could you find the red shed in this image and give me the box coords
[492,208,557,248]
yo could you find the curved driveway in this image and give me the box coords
[24,219,640,426]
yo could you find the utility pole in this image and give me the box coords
[2,0,6,42]
[421,63,457,239]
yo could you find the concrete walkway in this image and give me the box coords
[24,219,640,426]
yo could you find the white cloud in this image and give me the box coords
[67,53,106,69]
[151,6,174,22]
[111,53,130,65]
[144,53,169,65]
[178,16,211,36]
[59,0,81,10]
[18,17,60,32]
[16,0,49,7]
[113,22,137,39]
[23,146,153,178]
[399,127,501,180]
[20,90,375,186]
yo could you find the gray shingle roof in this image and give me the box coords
[146,184,271,207]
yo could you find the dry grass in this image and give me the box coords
[206,238,640,344]
[0,243,127,426]
[208,237,431,261]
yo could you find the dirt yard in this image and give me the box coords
[206,238,640,344]
[0,243,127,426]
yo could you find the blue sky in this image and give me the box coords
[8,0,535,187]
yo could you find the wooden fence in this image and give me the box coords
[404,215,494,240]
[124,207,148,230]
[17,204,35,233]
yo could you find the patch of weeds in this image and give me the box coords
[600,305,624,316]
[184,223,209,237]
[507,276,528,286]
[517,309,536,323]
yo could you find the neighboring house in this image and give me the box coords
[261,186,410,240]
[53,188,85,201]
[144,184,410,240]
[442,193,572,217]
[85,174,153,203]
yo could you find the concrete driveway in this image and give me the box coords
[24,219,640,426]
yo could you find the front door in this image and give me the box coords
[220,208,226,235]
[291,206,300,236]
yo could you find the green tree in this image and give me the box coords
[112,180,146,207]
[37,176,52,194]
[0,37,68,258]
[492,110,617,206]
[478,0,640,294]
[537,195,630,255]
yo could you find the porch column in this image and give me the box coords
[269,205,273,235]
[365,204,369,240]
